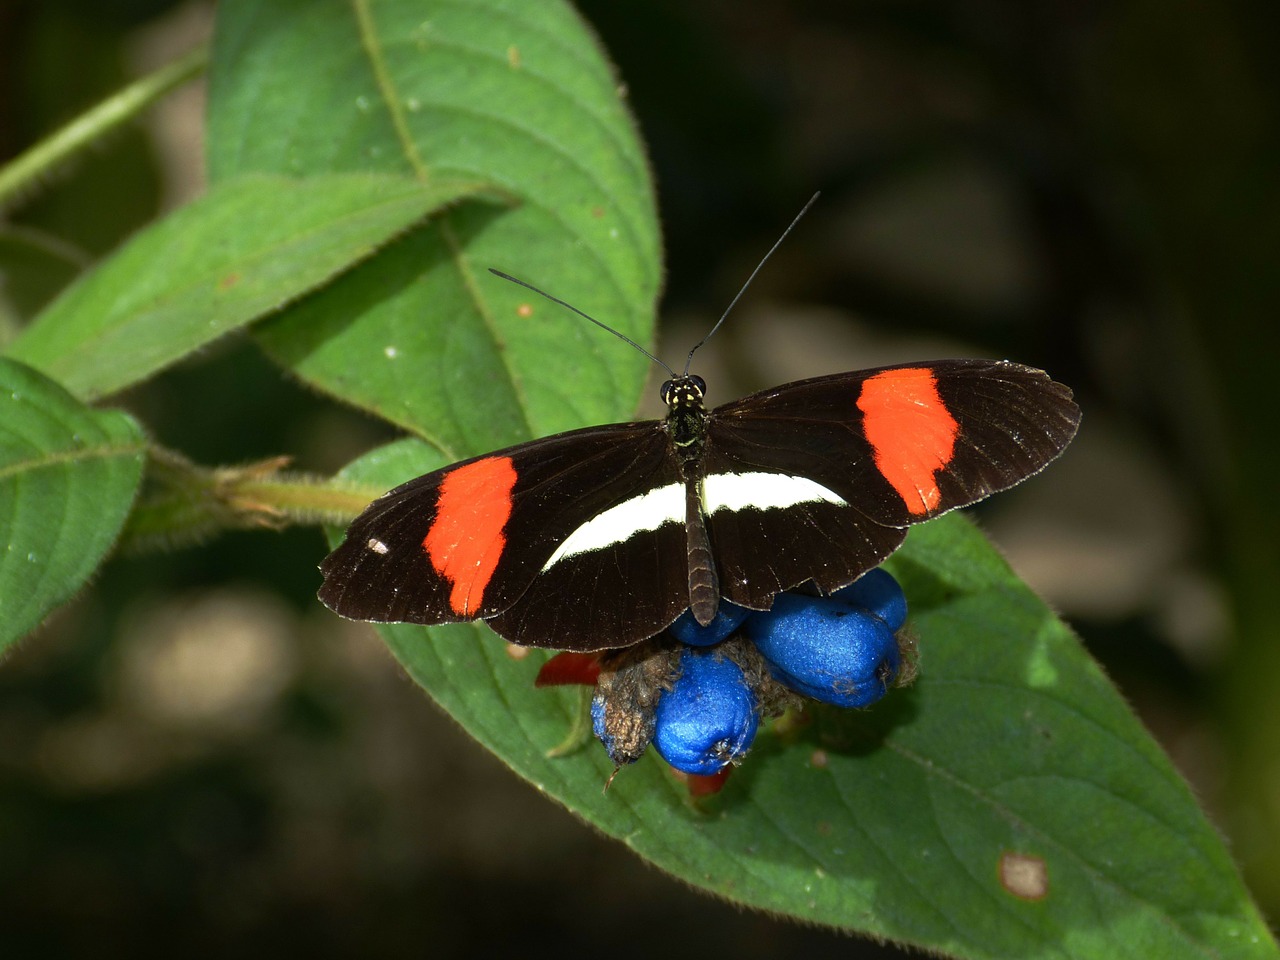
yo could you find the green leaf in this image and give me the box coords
[329,439,1276,959]
[5,173,490,400]
[207,0,660,455]
[0,359,145,652]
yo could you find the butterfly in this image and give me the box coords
[318,354,1079,652]
[319,194,1078,650]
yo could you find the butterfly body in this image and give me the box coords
[319,359,1079,651]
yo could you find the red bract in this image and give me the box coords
[535,651,602,687]
[673,766,734,797]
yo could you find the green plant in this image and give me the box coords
[1,1,1274,957]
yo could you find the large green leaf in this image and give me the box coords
[0,359,145,652]
[6,174,486,400]
[329,438,1276,959]
[207,0,660,457]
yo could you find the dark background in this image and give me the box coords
[2,0,1277,956]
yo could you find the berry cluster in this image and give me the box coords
[538,569,916,787]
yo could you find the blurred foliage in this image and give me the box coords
[1,0,1277,956]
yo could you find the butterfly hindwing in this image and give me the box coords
[487,516,692,650]
[702,490,908,611]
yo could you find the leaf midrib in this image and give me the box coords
[0,440,146,482]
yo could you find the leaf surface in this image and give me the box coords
[7,174,485,399]
[0,359,145,651]
[208,0,661,456]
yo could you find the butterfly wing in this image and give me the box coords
[703,359,1080,608]
[319,421,690,650]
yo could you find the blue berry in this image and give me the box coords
[748,593,901,708]
[653,649,759,775]
[668,600,752,646]
[832,568,908,632]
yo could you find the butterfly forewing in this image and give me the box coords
[924,360,1080,512]
[318,421,679,635]
[709,360,1078,524]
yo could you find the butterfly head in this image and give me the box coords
[660,374,708,412]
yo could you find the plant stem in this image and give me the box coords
[116,445,383,556]
[0,44,209,214]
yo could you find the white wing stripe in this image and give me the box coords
[541,472,846,572]
[704,471,846,513]
[542,482,684,570]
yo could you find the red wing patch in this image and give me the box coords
[424,455,518,615]
[856,367,960,515]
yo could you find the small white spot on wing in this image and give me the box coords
[367,538,390,555]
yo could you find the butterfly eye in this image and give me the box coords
[659,379,676,405]
[689,375,706,396]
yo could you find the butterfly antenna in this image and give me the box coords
[682,191,821,376]
[488,268,676,378]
